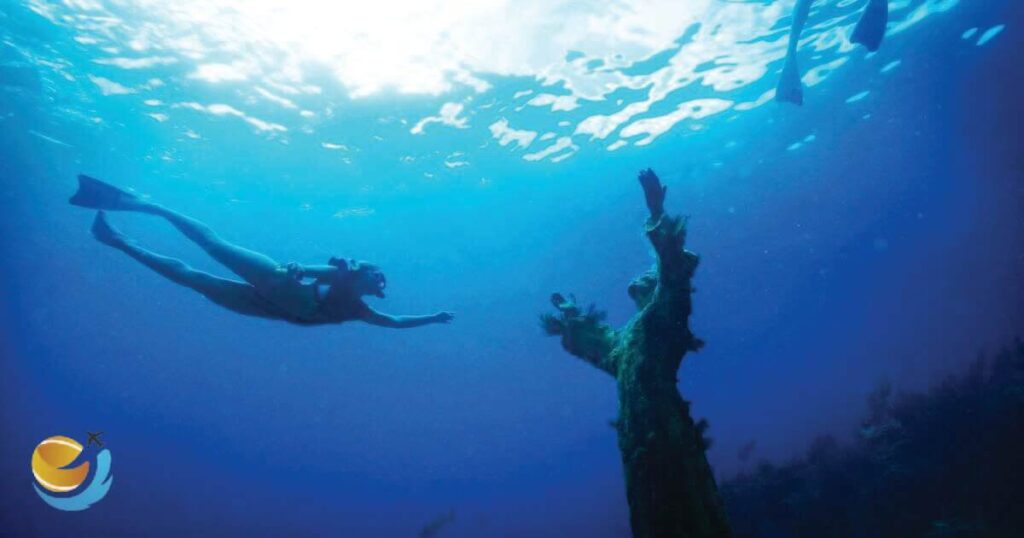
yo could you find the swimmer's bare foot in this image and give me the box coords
[91,211,129,248]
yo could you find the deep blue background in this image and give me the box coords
[1,1,1021,536]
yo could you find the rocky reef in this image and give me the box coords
[722,340,1024,537]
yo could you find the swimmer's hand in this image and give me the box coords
[285,262,305,280]
[287,263,342,282]
[433,312,455,324]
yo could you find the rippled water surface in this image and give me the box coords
[4,0,983,160]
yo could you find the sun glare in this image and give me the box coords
[22,0,964,156]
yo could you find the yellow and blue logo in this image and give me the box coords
[31,434,112,511]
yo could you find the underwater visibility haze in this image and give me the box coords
[1,0,1022,536]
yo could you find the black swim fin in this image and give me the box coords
[775,55,804,105]
[69,174,140,210]
[776,0,812,106]
[851,0,888,52]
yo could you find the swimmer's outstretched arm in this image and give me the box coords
[360,307,454,329]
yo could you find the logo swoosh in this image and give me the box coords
[34,449,113,511]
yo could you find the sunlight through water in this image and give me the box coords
[17,0,963,162]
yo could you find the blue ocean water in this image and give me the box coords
[0,1,1021,536]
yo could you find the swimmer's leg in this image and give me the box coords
[91,212,278,319]
[137,203,283,288]
[71,175,283,287]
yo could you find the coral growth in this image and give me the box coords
[722,340,1024,537]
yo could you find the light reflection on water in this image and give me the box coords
[7,0,967,162]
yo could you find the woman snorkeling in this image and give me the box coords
[69,174,455,328]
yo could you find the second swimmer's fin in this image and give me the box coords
[69,174,140,210]
[775,0,812,106]
[851,0,888,52]
[775,54,804,105]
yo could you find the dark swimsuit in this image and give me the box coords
[249,281,371,326]
[303,284,369,325]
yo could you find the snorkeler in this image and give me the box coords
[776,0,890,105]
[69,174,455,328]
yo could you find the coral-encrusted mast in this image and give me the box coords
[541,169,730,538]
